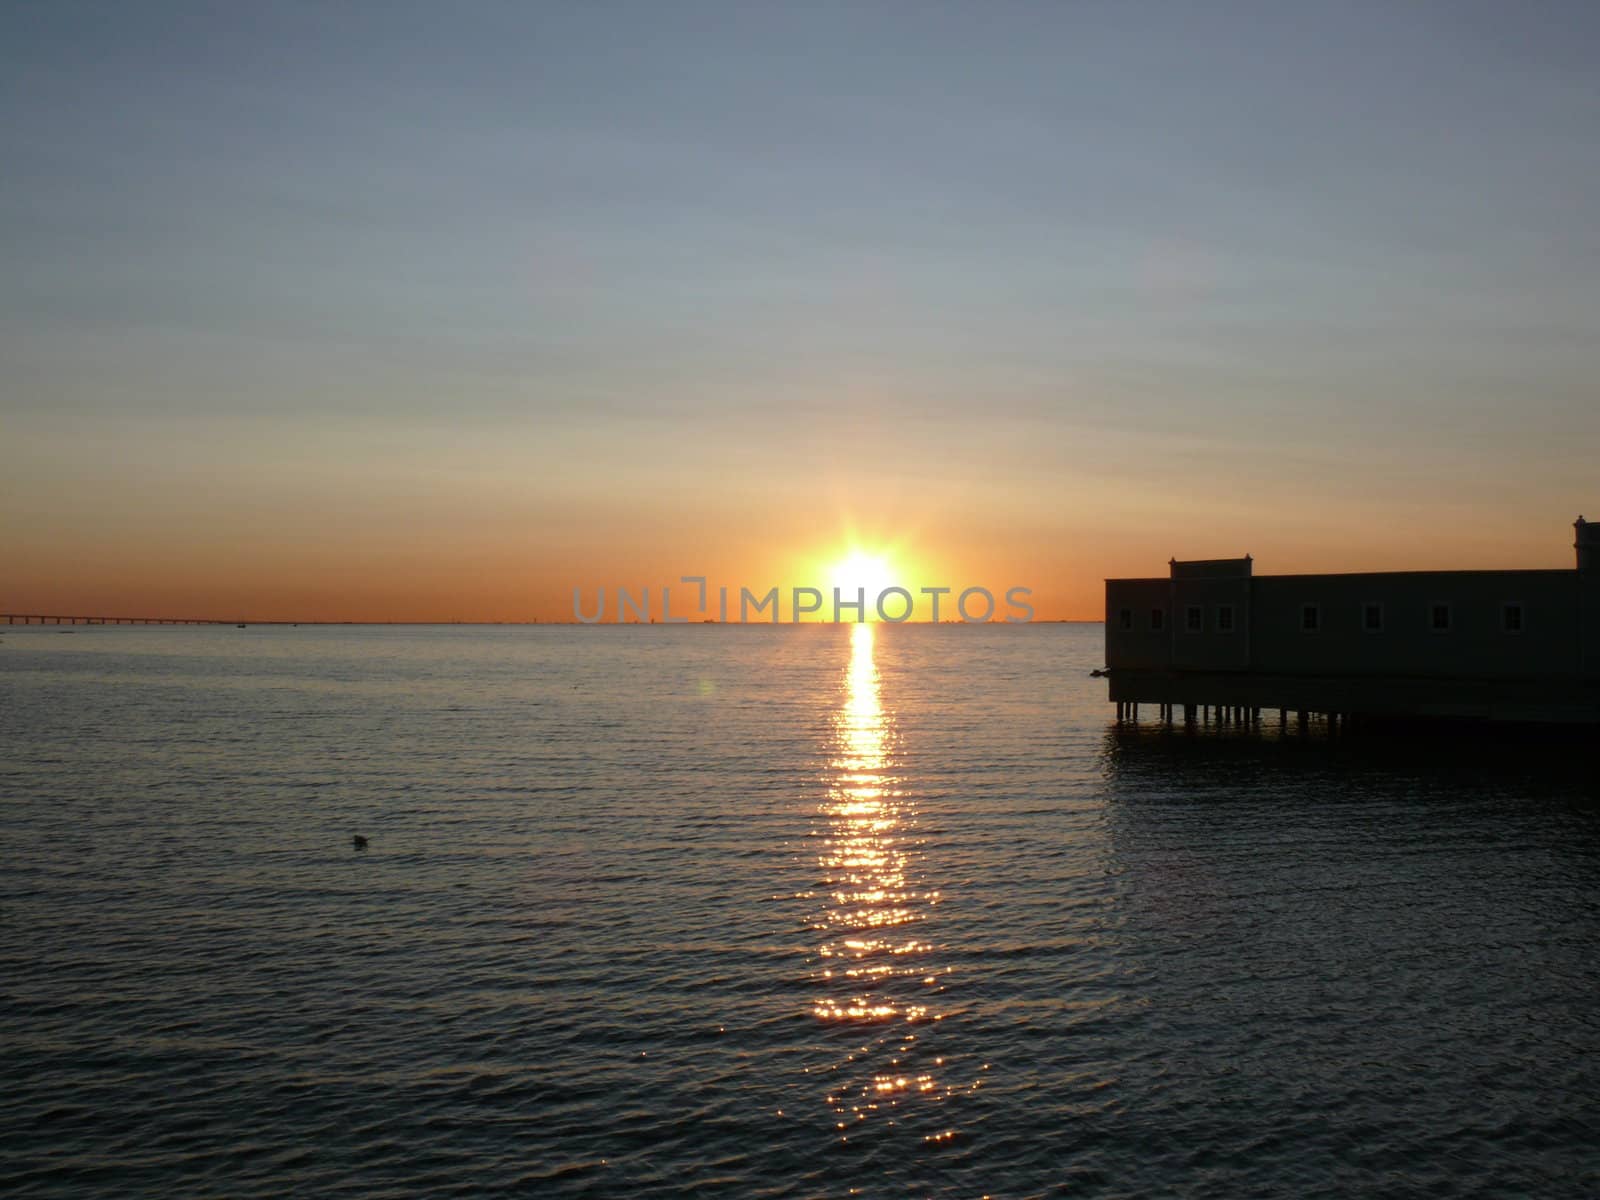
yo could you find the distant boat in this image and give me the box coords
[236,623,247,629]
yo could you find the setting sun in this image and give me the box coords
[828,551,898,614]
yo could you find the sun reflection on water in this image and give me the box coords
[810,623,969,1144]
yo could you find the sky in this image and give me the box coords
[4,1,1598,620]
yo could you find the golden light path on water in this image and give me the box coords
[810,622,973,1146]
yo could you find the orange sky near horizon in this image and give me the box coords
[5,407,1588,622]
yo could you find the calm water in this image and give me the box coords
[2,623,1598,1198]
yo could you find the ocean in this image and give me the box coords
[2,622,1597,1197]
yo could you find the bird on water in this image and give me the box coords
[352,835,368,850]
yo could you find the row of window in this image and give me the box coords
[1305,601,1524,634]
[1117,602,1527,634]
[1113,605,1242,633]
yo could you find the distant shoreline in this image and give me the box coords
[2,618,1105,628]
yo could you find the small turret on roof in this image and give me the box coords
[1169,556,1252,580]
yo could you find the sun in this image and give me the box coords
[828,550,897,606]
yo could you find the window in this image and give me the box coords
[1118,608,1133,631]
[1216,604,1235,633]
[1503,602,1523,634]
[1185,605,1203,633]
[1362,602,1384,632]
[1430,603,1452,633]
[1150,608,1165,631]
[1301,603,1320,633]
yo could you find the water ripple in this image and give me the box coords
[2,624,1598,1196]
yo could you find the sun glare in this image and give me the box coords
[828,551,897,609]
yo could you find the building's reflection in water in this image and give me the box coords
[809,623,966,1145]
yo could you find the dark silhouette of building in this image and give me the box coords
[1104,517,1600,725]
